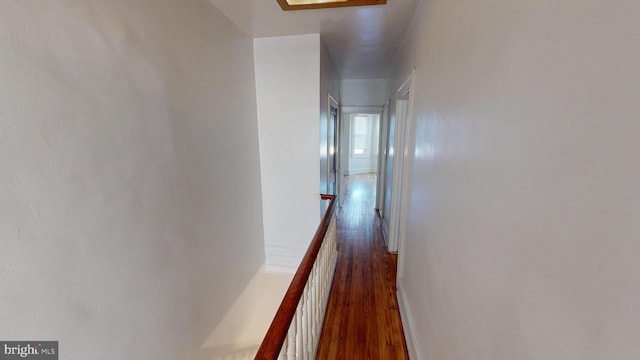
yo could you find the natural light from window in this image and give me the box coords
[351,114,380,157]
[352,115,368,156]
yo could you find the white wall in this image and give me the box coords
[254,34,322,273]
[340,78,388,107]
[0,1,266,359]
[389,0,640,359]
[200,266,292,358]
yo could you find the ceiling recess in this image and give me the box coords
[276,0,386,11]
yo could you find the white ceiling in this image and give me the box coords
[209,0,418,79]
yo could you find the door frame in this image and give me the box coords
[339,106,383,207]
[328,93,340,198]
[375,99,391,218]
[387,70,416,255]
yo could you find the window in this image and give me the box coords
[352,115,369,156]
[350,114,380,157]
[372,116,379,156]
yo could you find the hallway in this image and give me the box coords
[316,174,408,359]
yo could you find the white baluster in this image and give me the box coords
[302,289,309,360]
[296,302,303,358]
[287,315,296,360]
[320,243,326,308]
[311,266,317,343]
[316,263,322,336]
[278,336,287,360]
[305,287,312,359]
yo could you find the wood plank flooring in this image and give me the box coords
[316,174,409,359]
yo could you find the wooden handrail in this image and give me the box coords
[255,194,337,360]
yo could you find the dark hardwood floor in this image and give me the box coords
[316,173,409,359]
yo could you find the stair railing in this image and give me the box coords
[254,194,338,360]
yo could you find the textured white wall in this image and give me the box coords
[0,1,265,359]
[390,0,640,359]
[254,34,321,273]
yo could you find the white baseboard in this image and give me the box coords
[347,169,377,175]
[397,285,421,359]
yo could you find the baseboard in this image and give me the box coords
[397,285,421,359]
[348,169,376,175]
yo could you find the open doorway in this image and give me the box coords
[339,107,382,207]
[347,113,380,174]
[387,70,415,266]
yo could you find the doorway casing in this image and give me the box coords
[328,94,340,199]
[387,70,416,260]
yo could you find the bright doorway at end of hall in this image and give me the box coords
[344,113,380,176]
